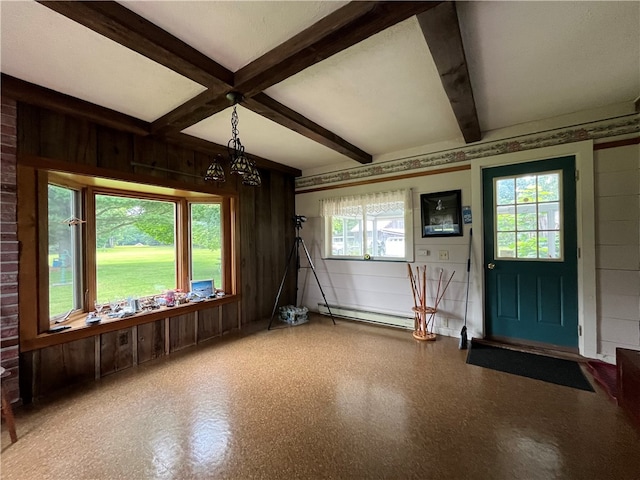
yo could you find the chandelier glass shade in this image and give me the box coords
[204,154,226,182]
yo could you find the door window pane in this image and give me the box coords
[494,171,563,260]
[95,194,176,300]
[190,203,223,289]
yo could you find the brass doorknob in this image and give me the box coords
[487,263,496,270]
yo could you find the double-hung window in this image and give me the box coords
[320,189,413,261]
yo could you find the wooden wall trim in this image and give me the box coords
[296,164,471,194]
[593,136,640,150]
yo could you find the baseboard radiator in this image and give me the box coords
[317,303,413,330]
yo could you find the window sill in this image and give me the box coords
[21,295,239,352]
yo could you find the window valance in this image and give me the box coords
[319,189,411,217]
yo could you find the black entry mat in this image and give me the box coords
[466,341,594,392]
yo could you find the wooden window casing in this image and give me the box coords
[18,165,238,351]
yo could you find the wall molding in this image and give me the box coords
[296,113,639,190]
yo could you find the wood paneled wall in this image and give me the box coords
[14,102,296,400]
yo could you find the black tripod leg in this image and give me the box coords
[268,239,298,330]
[300,239,336,325]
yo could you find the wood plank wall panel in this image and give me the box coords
[96,127,133,171]
[222,302,238,333]
[198,306,220,341]
[35,337,95,397]
[17,103,41,156]
[239,183,258,324]
[137,320,165,364]
[169,312,196,352]
[167,143,195,184]
[132,136,169,180]
[100,329,134,376]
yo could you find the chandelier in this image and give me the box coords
[205,92,261,187]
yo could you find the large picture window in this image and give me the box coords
[320,189,413,261]
[95,194,177,302]
[42,171,231,328]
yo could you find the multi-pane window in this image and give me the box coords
[494,171,562,260]
[45,173,228,325]
[321,190,412,261]
[48,184,82,320]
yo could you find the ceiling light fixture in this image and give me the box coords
[228,92,261,186]
[204,92,261,187]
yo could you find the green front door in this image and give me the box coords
[482,156,578,348]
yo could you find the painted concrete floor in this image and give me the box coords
[1,316,638,479]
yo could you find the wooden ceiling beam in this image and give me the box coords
[244,94,372,164]
[236,1,442,97]
[36,1,427,164]
[1,74,150,136]
[417,2,481,143]
[38,1,233,91]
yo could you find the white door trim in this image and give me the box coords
[470,140,596,358]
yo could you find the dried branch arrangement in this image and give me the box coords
[407,264,455,341]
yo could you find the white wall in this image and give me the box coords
[295,168,477,338]
[594,144,640,360]
[295,137,639,361]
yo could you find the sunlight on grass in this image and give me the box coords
[49,246,222,313]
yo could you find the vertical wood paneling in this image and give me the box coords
[198,306,220,341]
[133,136,168,179]
[96,127,133,171]
[167,144,195,184]
[100,329,134,376]
[66,116,97,166]
[39,109,67,160]
[255,170,270,320]
[222,303,238,333]
[35,337,95,397]
[137,320,165,364]
[240,184,257,324]
[169,312,196,352]
[17,103,40,156]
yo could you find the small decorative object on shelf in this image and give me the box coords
[407,264,455,341]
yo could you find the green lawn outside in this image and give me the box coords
[49,245,221,316]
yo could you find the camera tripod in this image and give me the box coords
[268,217,336,330]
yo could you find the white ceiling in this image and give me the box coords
[1,1,639,174]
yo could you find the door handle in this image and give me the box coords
[487,263,496,270]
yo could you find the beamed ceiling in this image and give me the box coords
[1,1,639,177]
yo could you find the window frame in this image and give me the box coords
[321,190,414,262]
[38,170,234,333]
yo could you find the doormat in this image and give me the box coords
[586,360,617,402]
[466,341,594,392]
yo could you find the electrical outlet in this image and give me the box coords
[439,250,449,260]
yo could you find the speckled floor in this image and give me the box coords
[1,315,638,479]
